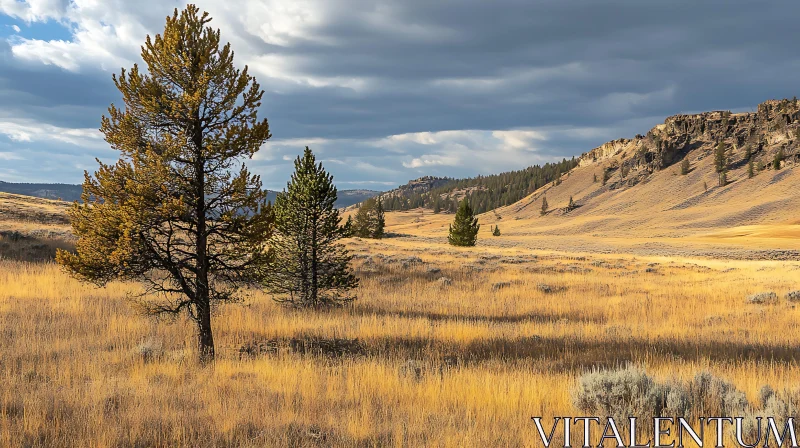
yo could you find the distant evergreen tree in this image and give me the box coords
[354,197,385,238]
[757,160,766,171]
[263,147,358,308]
[714,142,728,186]
[703,181,708,192]
[448,200,479,247]
[540,196,549,216]
[744,145,752,161]
[680,158,690,175]
[492,225,500,236]
[341,215,354,237]
[602,170,610,186]
[567,196,575,210]
[747,160,755,179]
[773,148,785,170]
[593,173,598,183]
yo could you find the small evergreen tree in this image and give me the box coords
[354,197,385,238]
[448,200,479,247]
[703,181,708,192]
[263,147,358,308]
[680,158,690,175]
[492,225,500,236]
[744,145,752,161]
[568,196,575,210]
[773,148,785,170]
[757,160,766,171]
[540,196,549,215]
[714,141,728,186]
[747,160,755,179]
[602,170,610,186]
[593,173,598,183]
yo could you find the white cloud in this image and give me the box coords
[0,119,104,147]
[0,151,23,160]
[11,24,21,33]
[403,154,459,168]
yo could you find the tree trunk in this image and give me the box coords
[311,218,318,307]
[197,299,215,364]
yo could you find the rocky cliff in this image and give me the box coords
[578,99,800,188]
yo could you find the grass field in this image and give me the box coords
[2,214,800,446]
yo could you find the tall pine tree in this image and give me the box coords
[262,147,358,308]
[448,200,479,246]
[56,6,273,364]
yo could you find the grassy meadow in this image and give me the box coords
[2,222,800,446]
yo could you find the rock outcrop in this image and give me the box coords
[578,99,800,187]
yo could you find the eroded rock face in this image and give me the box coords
[578,99,800,182]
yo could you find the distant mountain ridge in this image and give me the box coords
[0,181,379,209]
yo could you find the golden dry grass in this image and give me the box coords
[2,229,800,446]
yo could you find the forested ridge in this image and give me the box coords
[381,157,579,214]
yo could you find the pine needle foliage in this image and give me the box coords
[56,5,273,364]
[262,147,358,308]
[353,197,385,239]
[448,200,479,247]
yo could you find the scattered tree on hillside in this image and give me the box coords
[448,200,479,247]
[602,170,610,186]
[773,147,785,170]
[540,196,549,216]
[680,158,690,175]
[748,160,755,179]
[567,196,576,211]
[341,215,354,237]
[56,6,273,363]
[703,181,708,192]
[744,144,752,161]
[593,173,598,183]
[714,141,728,186]
[262,147,358,308]
[757,160,766,172]
[492,225,500,236]
[353,197,385,238]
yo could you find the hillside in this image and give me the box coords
[383,99,800,259]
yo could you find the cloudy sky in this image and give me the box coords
[1,0,799,190]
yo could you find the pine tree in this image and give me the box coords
[341,215,354,237]
[714,141,728,186]
[262,147,358,308]
[448,200,479,247]
[492,225,500,236]
[55,5,272,364]
[703,181,708,192]
[747,160,755,179]
[773,148,785,170]
[568,196,575,210]
[680,158,690,175]
[540,196,549,216]
[354,197,385,238]
[593,173,598,183]
[744,145,752,161]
